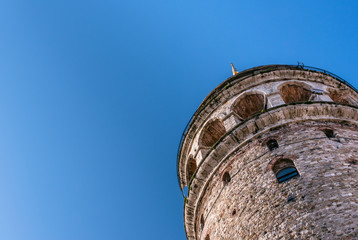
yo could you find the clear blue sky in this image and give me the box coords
[0,1,357,239]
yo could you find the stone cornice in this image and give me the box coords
[178,66,358,190]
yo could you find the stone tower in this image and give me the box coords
[177,65,358,240]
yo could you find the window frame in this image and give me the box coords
[276,167,299,183]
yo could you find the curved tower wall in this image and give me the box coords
[177,65,358,240]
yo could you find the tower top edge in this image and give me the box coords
[202,64,349,106]
[176,64,356,192]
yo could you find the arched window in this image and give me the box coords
[272,159,299,183]
[200,214,205,231]
[222,172,231,185]
[267,139,279,151]
[199,119,226,148]
[232,93,265,119]
[186,157,197,184]
[279,83,312,104]
[328,89,353,105]
[205,235,210,240]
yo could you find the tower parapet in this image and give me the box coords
[177,65,358,239]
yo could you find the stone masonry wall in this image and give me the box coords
[198,121,358,240]
[179,66,358,190]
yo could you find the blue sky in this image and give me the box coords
[0,1,357,239]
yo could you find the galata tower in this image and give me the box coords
[177,64,358,240]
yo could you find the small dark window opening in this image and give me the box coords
[267,139,279,151]
[322,129,335,138]
[222,172,231,184]
[200,215,205,230]
[349,159,357,165]
[205,235,210,240]
[276,167,299,183]
[272,159,300,183]
[346,158,357,165]
[287,195,296,203]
